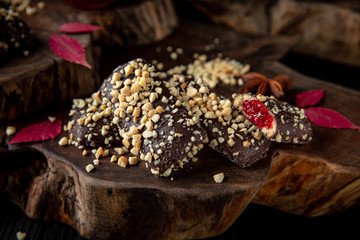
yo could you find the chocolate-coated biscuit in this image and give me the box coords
[91,59,207,176]
[167,75,271,168]
[233,93,313,144]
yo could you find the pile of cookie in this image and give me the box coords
[60,58,312,177]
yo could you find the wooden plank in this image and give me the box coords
[1,18,360,240]
[0,0,178,120]
[252,61,360,217]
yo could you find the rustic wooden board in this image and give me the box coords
[251,61,360,217]
[1,104,273,240]
[100,19,360,217]
[0,19,288,240]
[0,1,99,120]
[187,0,360,68]
[0,0,178,120]
[1,17,360,240]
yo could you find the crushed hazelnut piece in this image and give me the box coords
[16,231,26,240]
[243,141,251,147]
[118,156,128,168]
[213,173,224,183]
[58,137,68,146]
[86,164,94,172]
[129,156,139,165]
[6,126,16,136]
[95,147,104,158]
[48,116,56,122]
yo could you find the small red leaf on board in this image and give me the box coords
[8,119,62,144]
[49,34,91,69]
[59,22,103,33]
[296,89,325,108]
[305,107,360,130]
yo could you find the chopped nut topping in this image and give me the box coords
[6,126,16,136]
[243,141,251,147]
[86,164,94,172]
[58,137,68,146]
[213,173,224,183]
[16,231,26,240]
[95,147,104,159]
[118,156,128,168]
[129,156,139,165]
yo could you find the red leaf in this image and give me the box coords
[49,34,92,69]
[59,22,103,33]
[295,89,325,108]
[305,107,360,130]
[8,119,62,144]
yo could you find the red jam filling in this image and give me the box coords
[242,99,274,129]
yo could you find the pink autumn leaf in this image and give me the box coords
[49,34,92,69]
[8,119,62,144]
[59,22,103,33]
[295,89,325,108]
[305,107,360,130]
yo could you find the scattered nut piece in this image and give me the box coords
[213,173,224,183]
[110,155,117,163]
[118,156,128,168]
[58,137,68,146]
[95,147,104,159]
[16,231,26,240]
[48,116,56,122]
[6,126,16,136]
[129,156,139,165]
[86,164,94,172]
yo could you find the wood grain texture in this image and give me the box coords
[85,19,360,218]
[0,0,178,120]
[0,20,286,240]
[1,16,360,240]
[252,61,360,216]
[1,104,273,240]
[0,0,99,120]
[187,0,360,68]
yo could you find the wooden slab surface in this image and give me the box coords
[252,61,360,217]
[99,19,360,217]
[1,103,273,240]
[1,16,360,240]
[0,0,177,120]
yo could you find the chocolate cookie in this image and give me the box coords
[67,97,122,149]
[66,59,207,177]
[233,93,313,144]
[167,75,271,167]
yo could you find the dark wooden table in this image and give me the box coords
[1,198,360,240]
[1,52,360,240]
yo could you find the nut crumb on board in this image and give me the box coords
[16,231,26,240]
[48,116,56,122]
[6,126,16,136]
[213,173,225,183]
[86,164,94,172]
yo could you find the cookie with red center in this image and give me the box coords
[233,93,313,144]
